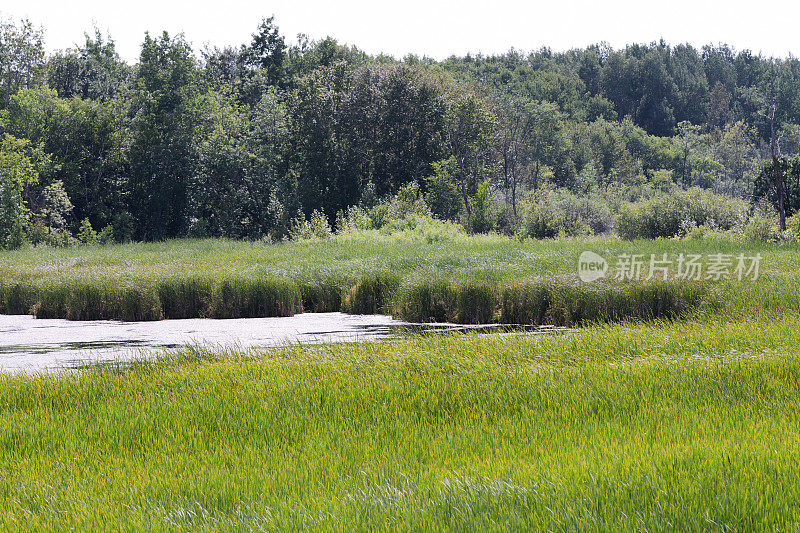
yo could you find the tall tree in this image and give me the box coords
[444,92,494,221]
[744,61,789,230]
[0,18,45,109]
[124,32,199,240]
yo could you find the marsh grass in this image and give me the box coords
[2,316,800,529]
[209,277,302,319]
[33,282,163,321]
[395,277,706,325]
[0,236,796,323]
[341,271,401,314]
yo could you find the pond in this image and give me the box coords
[0,313,568,374]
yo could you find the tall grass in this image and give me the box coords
[395,277,707,325]
[341,271,401,315]
[1,316,800,529]
[0,236,797,323]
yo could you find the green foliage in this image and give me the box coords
[288,209,332,240]
[743,213,781,242]
[386,181,431,221]
[125,32,198,240]
[518,188,613,239]
[3,22,800,246]
[425,157,462,220]
[467,181,496,233]
[0,134,40,249]
[33,181,76,246]
[0,178,25,249]
[617,187,747,239]
[341,272,401,314]
[77,218,97,244]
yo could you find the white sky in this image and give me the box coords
[4,0,800,63]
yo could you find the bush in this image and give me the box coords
[518,188,613,239]
[288,209,332,240]
[519,195,561,239]
[617,188,747,240]
[335,205,372,233]
[0,178,26,249]
[387,182,431,221]
[786,212,800,241]
[424,158,462,220]
[77,218,98,244]
[467,181,495,234]
[743,214,780,243]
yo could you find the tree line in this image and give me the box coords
[0,16,798,246]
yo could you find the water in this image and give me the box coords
[0,313,402,374]
[0,313,569,374]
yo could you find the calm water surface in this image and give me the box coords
[0,313,568,374]
[0,313,402,374]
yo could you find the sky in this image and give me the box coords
[4,0,800,63]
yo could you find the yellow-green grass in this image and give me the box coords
[0,316,799,529]
[0,234,797,322]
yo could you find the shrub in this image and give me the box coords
[0,178,26,249]
[743,214,780,243]
[378,215,467,243]
[335,205,372,233]
[77,218,98,244]
[467,181,495,234]
[387,182,432,221]
[97,225,115,245]
[518,188,613,239]
[288,209,332,240]
[617,188,747,240]
[786,212,800,241]
[424,157,462,220]
[519,195,561,239]
[35,181,76,246]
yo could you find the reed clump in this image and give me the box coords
[395,277,706,326]
[341,272,401,315]
[33,282,163,321]
[210,278,302,319]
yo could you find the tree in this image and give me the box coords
[525,101,569,190]
[3,87,119,229]
[242,17,286,87]
[493,94,529,218]
[191,88,290,238]
[0,134,40,248]
[744,62,789,230]
[124,32,199,240]
[0,17,45,109]
[753,157,800,219]
[47,29,129,101]
[443,92,494,222]
[424,157,461,220]
[708,81,734,129]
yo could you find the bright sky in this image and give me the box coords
[4,0,800,63]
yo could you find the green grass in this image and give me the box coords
[0,233,797,322]
[2,233,800,528]
[1,316,800,529]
